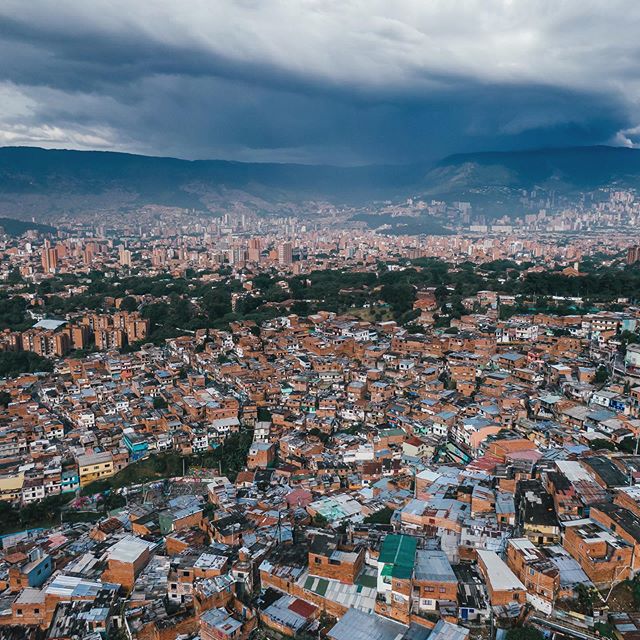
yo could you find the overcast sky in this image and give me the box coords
[1,0,639,165]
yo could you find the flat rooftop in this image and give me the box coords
[107,535,155,564]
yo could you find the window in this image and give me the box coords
[34,608,40,614]
[439,587,446,593]
[314,557,321,564]
[529,568,535,576]
[16,609,23,616]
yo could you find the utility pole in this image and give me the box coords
[277,511,282,544]
[602,565,629,603]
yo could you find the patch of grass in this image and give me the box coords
[594,623,616,639]
[82,452,186,495]
[347,306,393,322]
[604,579,640,613]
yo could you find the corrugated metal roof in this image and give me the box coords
[328,608,406,640]
[379,534,417,579]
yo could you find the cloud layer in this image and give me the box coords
[0,1,639,163]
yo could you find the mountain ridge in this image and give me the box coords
[1,145,640,220]
[424,144,640,193]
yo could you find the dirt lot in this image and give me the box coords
[602,581,639,613]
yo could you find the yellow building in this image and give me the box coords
[0,473,25,502]
[77,452,115,486]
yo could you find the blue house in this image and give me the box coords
[123,433,149,461]
[10,550,53,588]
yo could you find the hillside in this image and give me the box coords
[0,147,423,219]
[0,217,56,236]
[2,145,640,221]
[422,145,640,200]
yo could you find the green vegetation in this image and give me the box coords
[0,493,74,535]
[363,507,393,525]
[0,294,31,330]
[594,623,616,639]
[313,513,328,527]
[619,437,638,454]
[0,217,56,237]
[505,627,544,640]
[119,295,138,312]
[195,431,254,481]
[621,330,640,350]
[575,582,597,615]
[153,396,168,409]
[81,431,254,497]
[0,350,53,376]
[594,365,609,385]
[81,452,187,495]
[6,267,24,285]
[589,438,616,451]
[628,575,640,609]
[3,259,640,337]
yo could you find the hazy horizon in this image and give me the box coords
[1,1,640,165]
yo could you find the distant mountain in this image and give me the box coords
[0,146,424,219]
[0,217,55,236]
[423,145,640,196]
[1,145,640,223]
[418,145,640,218]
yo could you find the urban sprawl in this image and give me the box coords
[1,190,640,640]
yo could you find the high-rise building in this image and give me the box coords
[151,247,168,268]
[248,238,262,262]
[118,244,132,267]
[41,239,58,273]
[227,247,247,265]
[278,241,293,266]
[627,245,640,265]
[83,242,98,266]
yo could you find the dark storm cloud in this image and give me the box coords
[0,1,639,163]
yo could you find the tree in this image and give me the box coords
[380,282,415,318]
[290,300,310,316]
[594,365,609,385]
[107,626,130,640]
[589,438,616,451]
[505,627,544,640]
[153,396,168,410]
[0,390,11,407]
[6,267,23,285]
[0,501,20,534]
[0,351,53,377]
[119,296,138,312]
[313,513,328,527]
[364,507,393,525]
[575,582,596,615]
[0,294,30,330]
[631,574,640,609]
